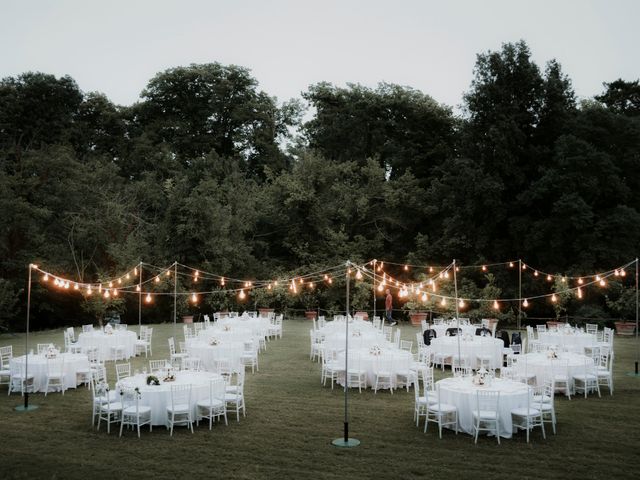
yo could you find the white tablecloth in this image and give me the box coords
[10,353,90,392]
[78,330,137,361]
[437,377,530,438]
[537,331,598,352]
[430,336,504,369]
[515,352,594,388]
[186,341,244,372]
[336,347,414,389]
[431,324,480,339]
[117,371,220,425]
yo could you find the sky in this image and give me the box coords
[2,0,639,110]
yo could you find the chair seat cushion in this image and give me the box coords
[511,407,541,416]
[473,409,499,419]
[533,394,551,403]
[123,405,151,415]
[167,403,190,413]
[428,403,456,413]
[101,401,123,411]
[11,374,34,380]
[0,369,11,375]
[224,393,243,402]
[573,374,597,381]
[197,399,225,409]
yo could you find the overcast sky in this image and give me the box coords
[2,0,638,110]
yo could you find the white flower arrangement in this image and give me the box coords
[546,350,558,359]
[163,367,176,382]
[45,344,59,359]
[209,337,220,346]
[223,325,232,332]
[104,324,114,335]
[352,330,362,337]
[369,345,382,356]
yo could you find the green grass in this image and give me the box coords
[1,319,639,480]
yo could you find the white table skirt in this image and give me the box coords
[323,331,387,351]
[537,332,598,352]
[117,372,221,425]
[336,348,414,389]
[198,327,261,344]
[437,377,530,438]
[216,317,270,337]
[515,352,594,388]
[430,337,504,369]
[10,353,90,392]
[78,330,137,361]
[186,341,244,372]
[431,324,479,339]
[320,319,373,334]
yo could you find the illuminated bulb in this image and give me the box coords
[534,271,539,277]
[551,294,557,303]
[193,276,198,282]
[459,299,465,308]
[439,272,444,279]
[154,276,160,283]
[509,262,514,268]
[377,284,384,292]
[104,289,110,299]
[274,281,278,286]
[562,277,567,283]
[109,281,113,287]
[380,262,384,269]
[577,287,583,299]
[429,267,434,273]
[98,285,102,292]
[440,297,446,307]
[112,289,118,297]
[599,279,606,287]
[595,275,601,282]
[43,274,49,282]
[309,282,314,289]
[523,298,529,307]
[404,265,409,271]
[118,278,122,284]
[421,292,427,302]
[194,270,199,277]
[87,287,92,295]
[355,270,363,280]
[221,278,225,286]
[74,283,79,290]
[324,274,328,281]
[126,273,130,280]
[578,278,583,285]
[166,270,170,276]
[53,278,59,286]
[614,269,620,276]
[134,267,138,276]
[31,264,38,270]
[431,282,436,293]
[456,267,460,272]
[328,278,332,284]
[145,293,152,303]
[191,293,197,303]
[522,264,526,270]
[64,281,70,289]
[299,278,303,284]
[136,285,141,292]
[547,275,552,281]
[239,290,246,300]
[493,300,499,310]
[620,269,626,277]
[482,265,487,272]
[444,271,450,279]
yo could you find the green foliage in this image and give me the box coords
[605,281,637,320]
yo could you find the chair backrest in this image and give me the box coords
[394,330,401,347]
[536,324,547,333]
[585,323,598,335]
[37,344,51,355]
[82,324,93,333]
[421,367,435,391]
[511,332,522,345]
[383,327,393,342]
[0,345,13,366]
[209,377,225,402]
[47,356,64,375]
[400,340,413,353]
[171,384,192,408]
[168,337,177,355]
[446,327,461,337]
[496,330,510,348]
[149,359,168,373]
[453,365,471,377]
[66,327,75,342]
[183,357,201,371]
[476,390,500,412]
[115,363,131,382]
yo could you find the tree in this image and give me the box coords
[595,79,640,116]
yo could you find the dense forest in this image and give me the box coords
[1,41,639,330]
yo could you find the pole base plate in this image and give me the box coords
[332,438,360,448]
[15,405,39,412]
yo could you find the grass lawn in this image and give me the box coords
[1,318,639,480]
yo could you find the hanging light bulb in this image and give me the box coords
[458,298,465,309]
[109,281,113,288]
[522,263,526,270]
[328,278,333,284]
[74,283,79,290]
[493,300,500,310]
[614,269,620,277]
[118,278,123,285]
[324,274,328,281]
[145,293,152,303]
[355,269,363,280]
[522,298,529,307]
[577,287,583,299]
[444,271,450,279]
[154,276,160,283]
[54,278,60,286]
[546,275,552,281]
[509,262,514,268]
[268,283,272,290]
[126,273,130,280]
[135,285,141,292]
[309,282,314,289]
[64,281,70,289]
[429,267,434,273]
[191,292,197,303]
[431,280,436,292]
[440,297,447,307]
[87,286,92,296]
[599,278,606,287]
[482,265,487,272]
[551,294,557,303]
[134,267,138,276]
[104,289,110,299]
[98,284,102,293]
[439,272,444,279]
[534,271,539,277]
[578,278,584,285]
[194,270,199,278]
[239,290,246,300]
[595,275,601,282]
[620,269,626,277]
[404,264,409,271]
[166,270,170,277]
[377,284,384,292]
[220,277,225,286]
[112,289,118,297]
[562,276,567,283]
[43,273,49,282]
[421,292,427,302]
[274,281,279,286]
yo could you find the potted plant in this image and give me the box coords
[351,282,371,320]
[606,282,637,336]
[403,301,428,326]
[252,288,275,317]
[299,289,318,320]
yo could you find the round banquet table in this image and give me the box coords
[116,371,221,426]
[323,330,387,351]
[437,376,531,438]
[217,316,270,337]
[537,331,598,353]
[431,324,480,339]
[10,353,90,392]
[336,347,414,389]
[430,336,504,369]
[186,340,244,372]
[514,352,594,390]
[78,330,137,361]
[319,319,373,335]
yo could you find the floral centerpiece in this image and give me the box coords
[472,367,491,386]
[119,386,142,398]
[209,337,220,346]
[45,344,59,359]
[369,345,382,356]
[352,330,362,338]
[163,367,176,382]
[223,325,232,332]
[462,333,473,342]
[546,349,559,360]
[104,324,114,335]
[146,375,160,386]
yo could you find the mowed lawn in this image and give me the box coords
[1,318,639,480]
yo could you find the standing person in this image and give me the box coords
[385,289,397,326]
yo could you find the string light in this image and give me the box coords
[134,267,138,276]
[534,271,539,277]
[53,278,60,286]
[73,283,79,290]
[308,282,314,289]
[620,269,627,277]
[268,283,272,290]
[577,287,583,299]
[509,262,514,268]
[377,284,384,292]
[220,277,225,286]
[104,289,110,299]
[482,265,487,272]
[154,276,160,283]
[458,298,465,308]
[578,278,584,285]
[112,289,118,297]
[126,273,130,280]
[522,264,526,270]
[429,267,434,273]
[421,292,427,302]
[145,293,152,303]
[135,285,141,292]
[551,294,557,303]
[43,274,49,282]
[165,270,170,277]
[109,281,113,287]
[493,300,499,310]
[64,281,70,289]
[440,297,446,307]
[87,286,92,296]
[546,275,552,281]
[444,271,450,279]
[239,290,246,300]
[355,270,363,280]
[404,265,409,271]
[614,269,620,276]
[599,278,606,287]
[522,298,529,307]
[191,292,197,303]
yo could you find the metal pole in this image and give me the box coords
[24,265,32,410]
[518,259,522,331]
[635,258,638,375]
[453,260,461,368]
[138,261,142,331]
[173,262,177,342]
[344,263,350,442]
[372,260,376,321]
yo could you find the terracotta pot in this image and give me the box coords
[546,321,564,329]
[409,311,428,326]
[305,311,317,320]
[354,311,369,320]
[182,315,194,324]
[614,321,636,336]
[258,308,275,316]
